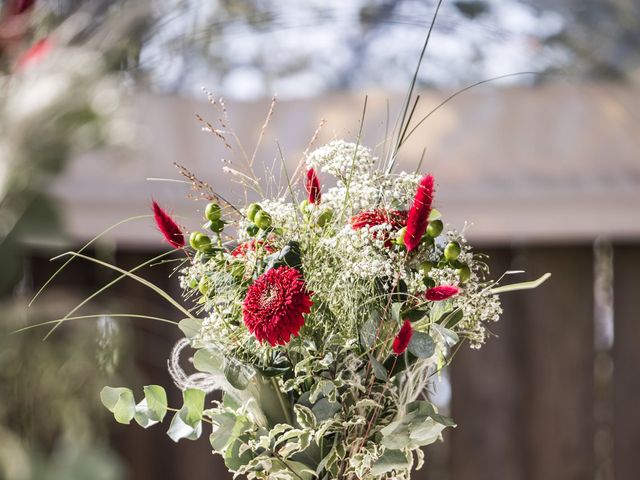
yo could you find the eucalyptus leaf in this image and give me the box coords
[223,357,254,390]
[178,317,202,339]
[407,331,435,358]
[143,385,167,422]
[193,348,224,375]
[182,388,206,426]
[428,208,442,221]
[167,410,202,442]
[100,386,135,425]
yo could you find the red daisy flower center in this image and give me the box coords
[242,266,313,346]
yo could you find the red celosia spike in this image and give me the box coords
[8,0,36,15]
[425,285,460,301]
[15,38,53,71]
[152,200,184,249]
[231,240,275,257]
[305,168,321,204]
[350,209,408,247]
[404,174,435,253]
[392,320,413,355]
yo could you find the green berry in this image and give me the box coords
[188,278,198,289]
[316,209,333,227]
[198,277,212,296]
[458,265,471,283]
[246,203,262,222]
[299,199,310,215]
[420,262,433,275]
[254,210,272,230]
[246,224,259,236]
[396,227,407,246]
[423,276,436,288]
[209,219,224,234]
[444,242,461,261]
[205,202,222,222]
[427,219,443,238]
[189,231,211,251]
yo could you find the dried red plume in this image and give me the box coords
[404,174,435,253]
[152,200,184,249]
[425,285,460,301]
[15,38,53,71]
[305,168,321,204]
[392,320,413,355]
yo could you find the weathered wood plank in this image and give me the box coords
[449,249,527,480]
[522,246,594,480]
[613,245,640,480]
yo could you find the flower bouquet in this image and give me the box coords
[85,126,547,480]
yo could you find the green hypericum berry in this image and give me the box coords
[209,219,224,234]
[205,202,222,222]
[198,277,211,296]
[254,210,272,230]
[423,276,436,288]
[246,224,259,236]
[458,265,471,283]
[316,209,333,227]
[299,199,310,215]
[246,203,262,222]
[396,226,407,246]
[420,262,433,275]
[444,242,461,261]
[189,231,211,251]
[188,278,198,289]
[427,219,443,237]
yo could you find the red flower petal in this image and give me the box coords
[231,240,275,257]
[152,200,184,249]
[405,174,435,253]
[305,168,321,204]
[15,38,53,71]
[425,285,460,301]
[393,320,413,355]
[243,266,313,346]
[350,209,408,247]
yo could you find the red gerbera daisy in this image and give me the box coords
[351,209,408,247]
[242,266,313,346]
[392,320,413,355]
[152,200,184,249]
[231,240,275,257]
[425,285,460,301]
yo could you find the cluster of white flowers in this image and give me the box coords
[305,140,376,183]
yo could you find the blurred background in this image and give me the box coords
[1,1,638,479]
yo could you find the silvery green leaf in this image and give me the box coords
[409,418,447,446]
[223,357,253,390]
[100,386,135,424]
[143,385,167,422]
[309,380,335,404]
[167,410,202,442]
[370,449,410,476]
[182,388,206,426]
[193,347,224,375]
[431,413,457,427]
[391,302,403,323]
[368,354,388,381]
[209,412,237,451]
[134,399,158,428]
[431,323,460,347]
[360,312,379,348]
[311,398,341,422]
[438,308,464,328]
[294,404,317,429]
[178,317,202,339]
[407,331,435,358]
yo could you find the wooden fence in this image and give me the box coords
[28,242,639,480]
